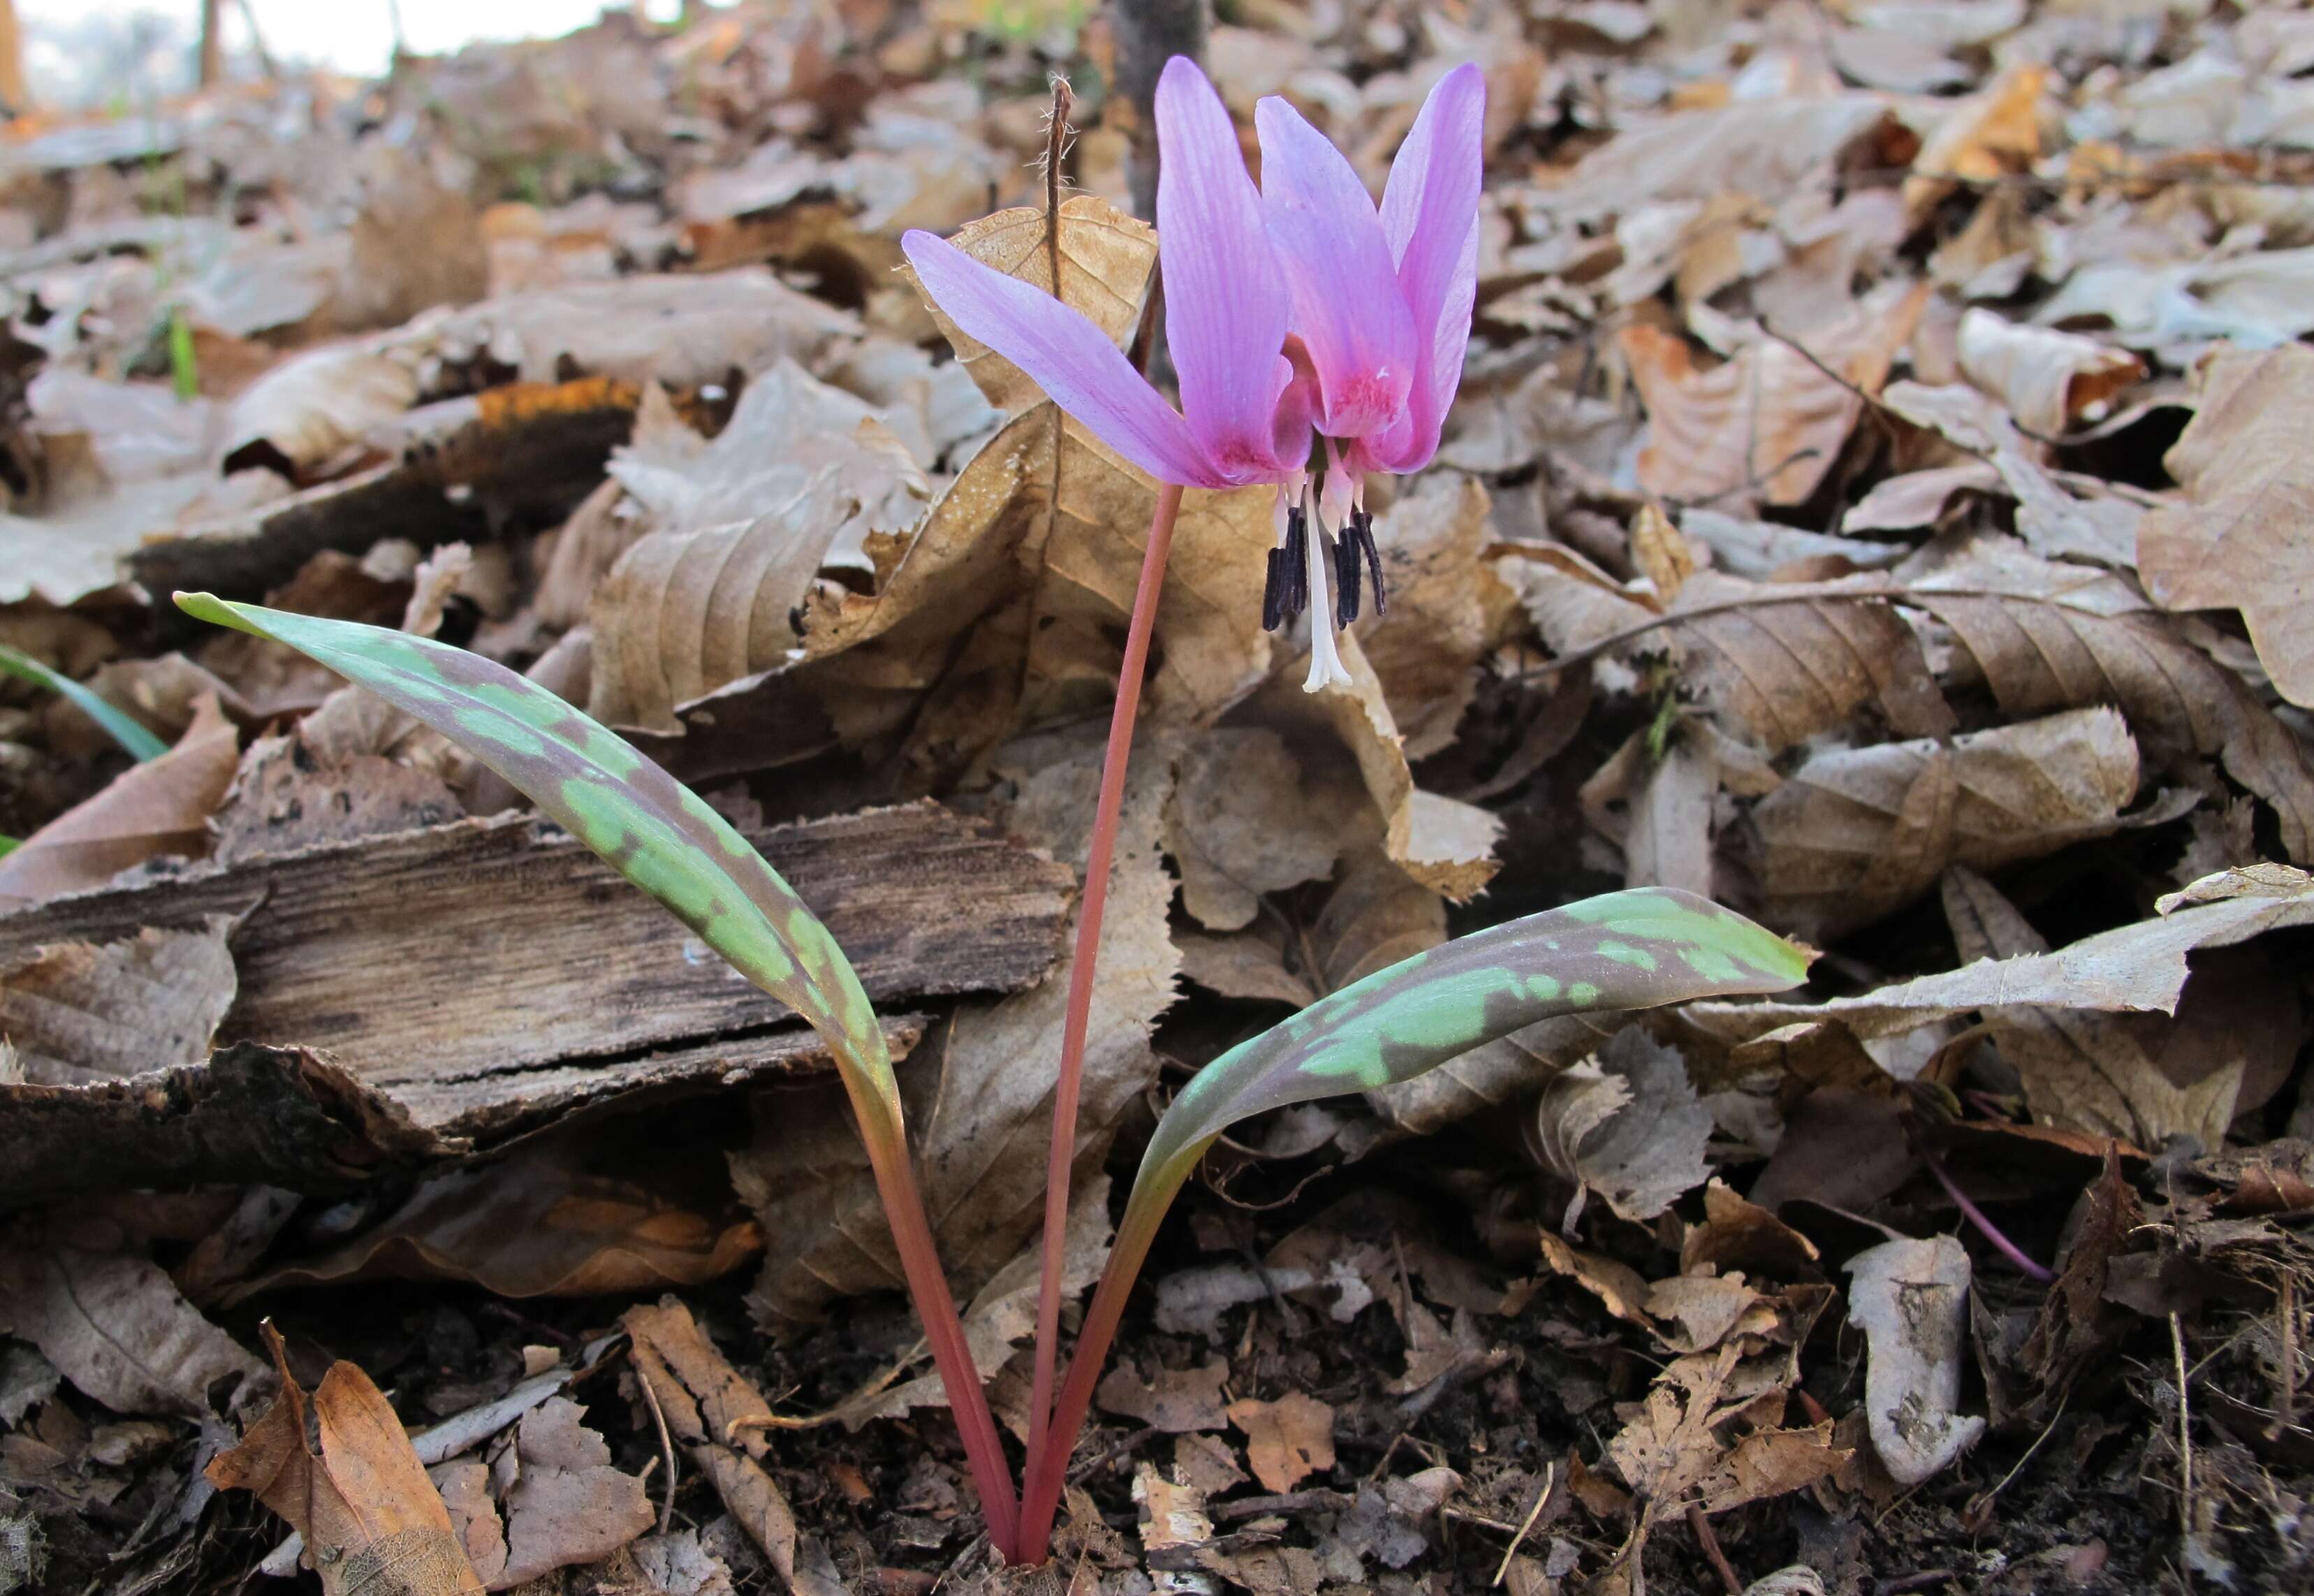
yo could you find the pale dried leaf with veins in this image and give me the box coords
[1908,536,2314,861]
[1362,1015,1615,1141]
[1164,728,1339,932]
[1954,309,2142,438]
[224,341,419,472]
[208,1327,481,1596]
[1539,96,1901,224]
[910,193,1158,413]
[1098,1358,1230,1434]
[1748,706,2146,939]
[1532,1027,1715,1223]
[459,1398,654,1590]
[588,363,931,734]
[1583,729,1717,896]
[741,732,1175,1326]
[1880,383,2141,564]
[1845,1236,1985,1486]
[0,1231,265,1419]
[0,916,237,1085]
[1621,288,1924,512]
[2136,345,2314,710]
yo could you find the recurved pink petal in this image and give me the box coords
[1155,57,1297,482]
[1372,63,1485,474]
[1254,94,1417,441]
[902,229,1227,488]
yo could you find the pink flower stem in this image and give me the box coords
[1921,1148,2056,1283]
[1023,481,1185,1495]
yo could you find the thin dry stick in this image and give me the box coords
[1491,1464,1553,1587]
[1024,481,1188,1474]
[2275,1268,2299,1440]
[2172,1311,2195,1567]
[1687,1504,1743,1596]
[634,1364,678,1537]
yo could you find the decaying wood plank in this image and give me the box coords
[0,799,1071,1099]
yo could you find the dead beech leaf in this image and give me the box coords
[1097,1359,1230,1434]
[208,1325,483,1596]
[1954,309,2142,439]
[1164,727,1340,932]
[1541,96,1903,223]
[1910,537,2314,861]
[2136,345,2314,710]
[1903,65,2046,223]
[1748,706,2146,938]
[1581,727,1717,896]
[1530,1027,1714,1224]
[0,694,240,909]
[741,733,1175,1325]
[1173,928,1317,1008]
[1227,1393,1336,1493]
[224,342,420,474]
[1606,1343,1845,1540]
[0,1227,264,1419]
[587,364,932,733]
[0,916,237,1085]
[1352,475,1517,760]
[473,1398,655,1589]
[233,1136,762,1301]
[1844,1236,1985,1486]
[1621,288,1924,512]
[910,193,1158,413]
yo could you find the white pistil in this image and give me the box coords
[1301,505,1353,694]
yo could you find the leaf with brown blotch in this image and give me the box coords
[908,194,1158,413]
[586,364,932,733]
[0,694,240,909]
[0,916,237,1085]
[1745,706,2148,939]
[1954,309,2143,439]
[1620,287,1925,513]
[1226,1393,1337,1493]
[207,1324,483,1596]
[1909,537,2314,861]
[2136,345,2314,710]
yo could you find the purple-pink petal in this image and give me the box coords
[1155,57,1298,483]
[1253,94,1417,442]
[901,228,1229,488]
[1372,63,1486,474]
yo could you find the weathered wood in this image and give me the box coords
[0,800,1070,1103]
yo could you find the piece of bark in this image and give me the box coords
[0,800,1070,1119]
[0,1041,451,1208]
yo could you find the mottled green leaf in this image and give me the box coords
[0,643,169,762]
[1134,888,1810,1206]
[172,592,898,1117]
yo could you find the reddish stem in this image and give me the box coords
[1921,1148,2056,1283]
[854,1090,1023,1557]
[1023,482,1185,1482]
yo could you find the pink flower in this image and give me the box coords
[902,57,1484,692]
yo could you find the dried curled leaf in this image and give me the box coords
[1845,1237,1985,1486]
[1530,1027,1714,1223]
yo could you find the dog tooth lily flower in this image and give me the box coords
[901,57,1484,693]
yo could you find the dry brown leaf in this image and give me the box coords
[1910,537,2314,861]
[1173,929,1317,1008]
[911,193,1158,413]
[1530,1028,1715,1224]
[1097,1359,1231,1433]
[1606,1344,1844,1530]
[1844,1236,1984,1485]
[2136,345,2314,710]
[475,1398,656,1589]
[1880,382,2142,565]
[1164,727,1340,932]
[1748,706,2148,938]
[587,363,931,733]
[0,916,237,1085]
[0,1227,264,1419]
[233,1136,761,1301]
[1352,475,1516,760]
[1226,1393,1337,1493]
[1903,65,2046,223]
[209,1325,483,1596]
[224,342,420,474]
[1954,309,2142,439]
[741,731,1174,1324]
[0,694,240,909]
[1581,728,1717,896]
[1621,289,1925,512]
[1541,97,1903,223]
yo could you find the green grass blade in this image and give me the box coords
[1137,888,1811,1199]
[0,643,170,762]
[172,592,898,1116]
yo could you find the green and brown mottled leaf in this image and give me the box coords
[1133,888,1811,1207]
[171,593,898,1119]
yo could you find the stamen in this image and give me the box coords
[1264,505,1310,632]
[1351,508,1386,617]
[1335,522,1361,627]
[1262,548,1287,631]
